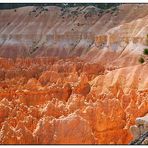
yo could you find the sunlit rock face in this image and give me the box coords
[0,56,147,144]
[0,4,148,58]
[84,14,148,66]
[0,4,148,145]
[33,113,95,144]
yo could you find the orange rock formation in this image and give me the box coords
[0,56,147,144]
[0,4,148,144]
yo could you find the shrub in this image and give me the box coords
[143,48,148,55]
[139,57,145,63]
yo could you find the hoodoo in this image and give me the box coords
[0,3,147,144]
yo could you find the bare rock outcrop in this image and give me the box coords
[130,115,148,144]
[0,4,148,145]
[0,55,147,144]
[0,4,148,58]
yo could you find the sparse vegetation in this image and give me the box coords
[143,48,148,55]
[0,3,120,10]
[139,57,145,64]
[139,35,148,64]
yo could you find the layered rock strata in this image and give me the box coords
[0,4,148,58]
[0,4,148,145]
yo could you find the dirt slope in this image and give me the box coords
[0,4,148,58]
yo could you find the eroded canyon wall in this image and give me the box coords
[0,4,148,144]
[0,56,147,144]
[0,4,148,58]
